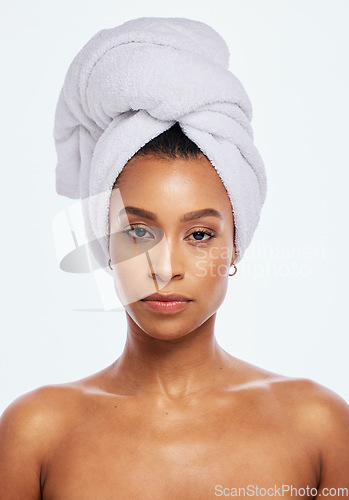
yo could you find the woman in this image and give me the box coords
[0,17,348,499]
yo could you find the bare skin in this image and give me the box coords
[0,155,348,499]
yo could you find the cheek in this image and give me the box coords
[191,244,231,280]
[190,244,231,304]
[111,255,157,306]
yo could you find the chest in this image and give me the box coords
[42,405,318,499]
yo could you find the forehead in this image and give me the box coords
[112,154,232,214]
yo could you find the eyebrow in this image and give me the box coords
[118,206,223,223]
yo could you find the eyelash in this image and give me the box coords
[122,224,216,243]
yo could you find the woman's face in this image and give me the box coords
[108,154,236,341]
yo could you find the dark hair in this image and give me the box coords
[113,123,204,187]
[135,122,203,160]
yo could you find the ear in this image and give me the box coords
[230,225,237,265]
[230,248,237,267]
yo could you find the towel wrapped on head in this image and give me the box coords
[53,17,267,274]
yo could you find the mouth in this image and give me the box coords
[140,292,193,314]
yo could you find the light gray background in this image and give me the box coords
[1,0,348,414]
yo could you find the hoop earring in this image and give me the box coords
[108,258,113,271]
[228,264,237,277]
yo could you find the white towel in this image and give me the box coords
[53,17,267,274]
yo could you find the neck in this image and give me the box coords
[110,312,232,400]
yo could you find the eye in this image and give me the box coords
[186,229,216,242]
[122,224,155,240]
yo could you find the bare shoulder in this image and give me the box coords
[0,366,113,439]
[0,382,89,498]
[269,376,349,488]
[231,357,349,436]
[269,375,349,429]
[236,357,348,410]
[243,361,349,467]
[0,382,85,444]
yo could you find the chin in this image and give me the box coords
[125,301,213,341]
[145,329,193,342]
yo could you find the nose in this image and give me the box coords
[147,234,184,284]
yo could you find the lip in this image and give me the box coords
[140,292,192,314]
[141,292,192,302]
